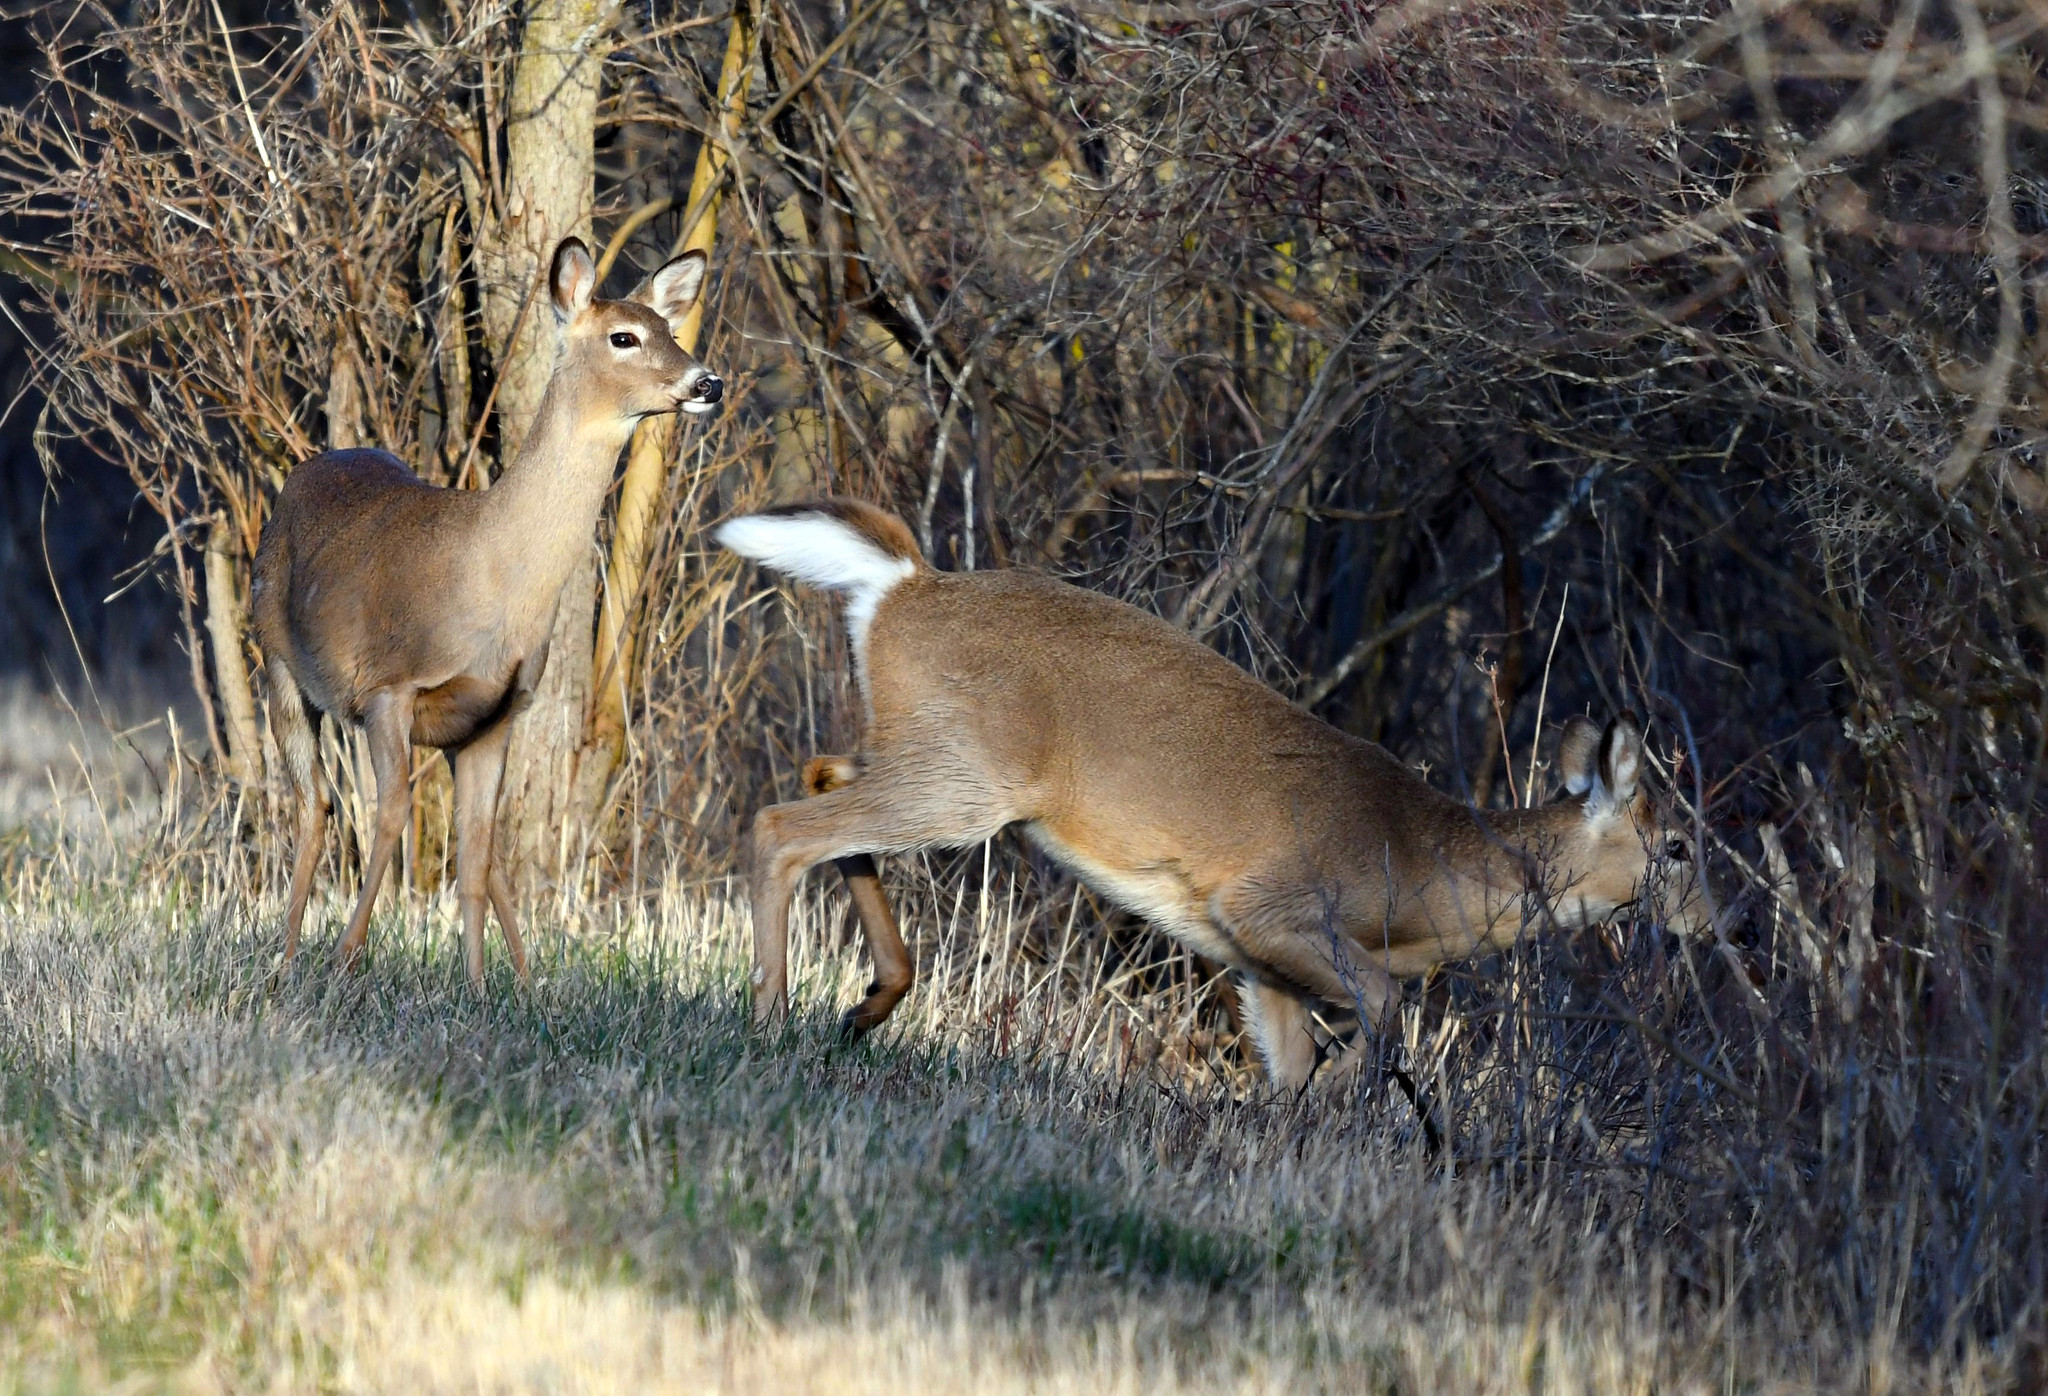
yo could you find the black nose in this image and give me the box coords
[693,373,723,404]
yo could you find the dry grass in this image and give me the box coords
[0,675,190,871]
[0,842,2008,1393]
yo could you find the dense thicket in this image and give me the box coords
[1,0,2043,1371]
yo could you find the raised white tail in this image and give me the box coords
[715,501,923,660]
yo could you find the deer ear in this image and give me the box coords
[550,238,596,320]
[1589,712,1643,815]
[1557,716,1601,796]
[638,250,707,332]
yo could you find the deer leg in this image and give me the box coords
[748,758,1008,1029]
[335,688,416,971]
[488,859,526,982]
[802,756,914,1039]
[835,859,910,1038]
[1233,975,1322,1091]
[269,659,327,965]
[1226,926,1440,1146]
[800,755,858,796]
[1213,881,1402,1073]
[453,715,524,987]
[1227,896,1444,1149]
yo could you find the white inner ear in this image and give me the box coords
[1596,728,1641,812]
[1564,767,1592,797]
[553,246,596,319]
[645,254,706,329]
[1611,747,1639,799]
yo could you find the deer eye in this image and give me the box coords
[1663,834,1692,863]
[609,331,641,350]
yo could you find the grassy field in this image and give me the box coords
[0,858,2003,1395]
[0,678,2010,1393]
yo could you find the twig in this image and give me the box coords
[1304,468,1603,708]
[1523,582,1569,808]
[754,0,891,133]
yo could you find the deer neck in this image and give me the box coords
[1417,798,1596,947]
[474,370,635,615]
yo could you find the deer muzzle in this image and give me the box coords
[680,370,724,415]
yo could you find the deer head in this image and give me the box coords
[1549,713,1710,939]
[546,237,723,425]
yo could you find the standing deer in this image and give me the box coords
[253,238,722,986]
[718,498,1709,1088]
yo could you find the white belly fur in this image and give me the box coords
[1017,822,1250,970]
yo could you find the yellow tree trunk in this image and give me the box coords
[203,515,262,787]
[580,2,755,797]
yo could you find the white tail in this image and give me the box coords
[715,502,922,662]
[724,497,1711,1091]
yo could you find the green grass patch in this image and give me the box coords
[991,1179,1267,1287]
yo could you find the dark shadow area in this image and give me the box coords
[0,21,185,708]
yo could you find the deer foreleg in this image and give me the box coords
[488,859,525,982]
[1234,976,1323,1091]
[454,714,525,987]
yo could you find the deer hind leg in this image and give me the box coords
[269,658,327,965]
[802,755,912,1040]
[335,687,416,971]
[453,714,526,988]
[749,755,1008,1029]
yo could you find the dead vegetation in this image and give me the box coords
[0,0,2044,1385]
[0,866,2019,1393]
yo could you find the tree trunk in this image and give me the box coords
[482,0,607,898]
[203,515,262,787]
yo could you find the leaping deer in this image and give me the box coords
[253,238,722,986]
[719,498,1709,1089]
